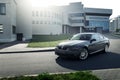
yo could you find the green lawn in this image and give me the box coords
[28,40,66,48]
[115,33,120,35]
[0,71,100,80]
[28,34,72,48]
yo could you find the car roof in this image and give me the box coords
[76,32,99,35]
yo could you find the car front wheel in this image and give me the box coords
[79,48,88,60]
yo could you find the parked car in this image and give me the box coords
[55,33,110,60]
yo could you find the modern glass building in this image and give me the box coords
[85,8,111,33]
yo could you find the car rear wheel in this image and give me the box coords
[104,44,109,53]
[79,48,88,60]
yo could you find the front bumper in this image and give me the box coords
[55,48,80,58]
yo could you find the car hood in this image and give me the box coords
[58,40,88,46]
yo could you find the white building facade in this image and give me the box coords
[0,1,112,42]
[110,16,120,32]
[32,7,63,35]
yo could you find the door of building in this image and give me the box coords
[96,27,103,33]
[17,33,23,41]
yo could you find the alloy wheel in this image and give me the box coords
[79,48,88,60]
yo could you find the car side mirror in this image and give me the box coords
[90,39,96,43]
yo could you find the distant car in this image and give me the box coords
[55,33,110,60]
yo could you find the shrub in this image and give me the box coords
[116,29,120,32]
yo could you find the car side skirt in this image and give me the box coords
[89,48,104,54]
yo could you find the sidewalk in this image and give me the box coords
[93,68,120,80]
[0,41,55,53]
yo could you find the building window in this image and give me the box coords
[89,17,108,19]
[44,11,47,17]
[40,21,43,24]
[48,21,50,24]
[86,20,89,26]
[12,25,16,34]
[0,3,6,15]
[0,24,3,33]
[69,13,84,17]
[32,11,34,17]
[88,20,109,30]
[32,21,35,24]
[48,12,50,17]
[36,11,38,16]
[44,21,47,24]
[40,12,43,17]
[70,19,84,23]
[36,21,39,24]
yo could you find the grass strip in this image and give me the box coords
[28,34,72,48]
[28,40,66,48]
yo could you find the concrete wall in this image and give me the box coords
[16,0,32,40]
[62,2,85,33]
[63,2,84,26]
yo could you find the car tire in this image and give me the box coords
[103,44,109,53]
[79,48,88,60]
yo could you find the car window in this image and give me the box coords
[79,34,92,40]
[71,34,80,40]
[99,34,104,40]
[71,33,104,41]
[91,34,100,41]
[71,34,92,40]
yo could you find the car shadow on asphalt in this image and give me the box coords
[55,52,120,70]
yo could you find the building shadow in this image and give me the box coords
[55,52,120,70]
[0,41,29,49]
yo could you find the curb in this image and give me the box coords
[111,33,120,38]
[0,49,55,54]
[0,71,89,78]
[0,71,73,79]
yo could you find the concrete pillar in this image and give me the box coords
[80,27,82,33]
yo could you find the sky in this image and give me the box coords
[31,0,120,18]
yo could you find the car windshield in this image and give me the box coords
[71,34,92,40]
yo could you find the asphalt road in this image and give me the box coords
[0,33,120,77]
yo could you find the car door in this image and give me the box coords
[97,34,106,50]
[88,34,100,54]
